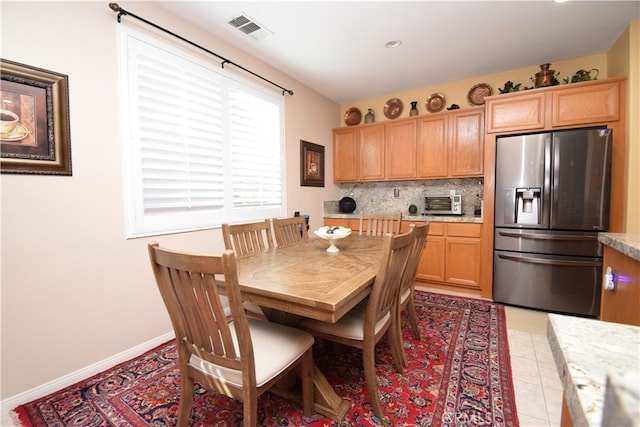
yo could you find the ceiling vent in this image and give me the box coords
[227,13,272,40]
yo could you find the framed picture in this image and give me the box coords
[300,140,324,187]
[1,59,72,175]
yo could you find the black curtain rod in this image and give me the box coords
[108,3,294,96]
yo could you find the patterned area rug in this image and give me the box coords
[13,291,518,426]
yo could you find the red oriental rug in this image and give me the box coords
[13,291,518,426]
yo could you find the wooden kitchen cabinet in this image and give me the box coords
[333,107,483,182]
[485,78,622,133]
[600,246,640,326]
[551,81,620,127]
[323,217,360,233]
[420,222,446,282]
[332,123,385,182]
[332,127,359,182]
[416,115,448,178]
[405,221,482,291]
[449,109,484,177]
[359,124,386,181]
[386,119,417,179]
[444,223,482,288]
[417,108,484,178]
[485,91,546,133]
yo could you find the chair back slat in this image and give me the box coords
[359,212,403,236]
[273,216,308,246]
[367,229,413,329]
[149,244,250,372]
[222,220,274,256]
[400,223,430,298]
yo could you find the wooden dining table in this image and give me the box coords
[234,234,384,421]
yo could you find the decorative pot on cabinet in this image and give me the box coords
[364,108,375,124]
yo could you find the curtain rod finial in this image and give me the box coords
[108,3,121,12]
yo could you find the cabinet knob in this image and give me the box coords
[604,266,617,291]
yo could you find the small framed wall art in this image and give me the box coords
[300,140,324,187]
[1,58,72,175]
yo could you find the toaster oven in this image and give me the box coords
[424,195,463,215]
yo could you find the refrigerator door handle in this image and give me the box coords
[497,253,601,267]
[497,230,599,242]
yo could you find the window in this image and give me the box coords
[119,25,285,238]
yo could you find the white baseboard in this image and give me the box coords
[1,331,175,422]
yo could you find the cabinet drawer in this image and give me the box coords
[427,222,445,236]
[446,223,481,238]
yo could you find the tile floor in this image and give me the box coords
[2,289,564,427]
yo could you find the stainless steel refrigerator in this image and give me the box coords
[493,127,612,316]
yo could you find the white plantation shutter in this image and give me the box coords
[229,88,282,209]
[120,27,285,237]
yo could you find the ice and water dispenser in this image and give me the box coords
[500,187,544,227]
[514,187,541,225]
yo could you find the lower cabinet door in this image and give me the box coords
[445,237,481,289]
[420,234,445,282]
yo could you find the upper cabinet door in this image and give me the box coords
[359,124,386,181]
[485,92,546,133]
[417,115,448,178]
[333,127,359,182]
[551,81,620,127]
[449,109,484,177]
[386,120,417,180]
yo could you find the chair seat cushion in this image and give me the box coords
[189,318,314,388]
[301,301,390,340]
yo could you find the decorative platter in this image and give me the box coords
[344,107,362,126]
[467,83,493,106]
[383,98,403,119]
[425,93,446,113]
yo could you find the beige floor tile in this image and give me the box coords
[508,331,536,360]
[511,355,543,385]
[513,379,549,420]
[517,412,551,427]
[543,386,563,422]
[505,305,549,335]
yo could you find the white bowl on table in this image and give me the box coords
[314,226,352,252]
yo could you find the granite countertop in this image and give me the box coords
[323,199,483,223]
[547,314,640,426]
[598,233,640,261]
[323,212,483,223]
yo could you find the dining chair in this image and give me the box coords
[396,222,430,368]
[148,243,315,427]
[272,216,308,246]
[221,220,276,318]
[222,220,275,256]
[301,228,414,419]
[359,212,403,236]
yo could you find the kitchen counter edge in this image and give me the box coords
[323,213,483,224]
[598,233,640,261]
[547,313,640,427]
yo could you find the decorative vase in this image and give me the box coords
[364,108,375,124]
[409,101,418,116]
[534,63,557,87]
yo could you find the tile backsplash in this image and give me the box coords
[335,178,483,216]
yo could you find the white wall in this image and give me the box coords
[0,1,341,401]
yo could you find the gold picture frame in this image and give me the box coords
[1,58,72,175]
[300,140,324,187]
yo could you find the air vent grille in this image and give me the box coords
[239,22,261,35]
[228,16,250,28]
[227,14,272,40]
